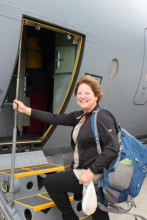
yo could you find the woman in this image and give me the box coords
[13,75,118,220]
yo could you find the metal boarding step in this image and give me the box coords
[0,162,69,212]
[14,192,74,212]
[0,138,42,154]
[0,151,91,220]
[0,163,64,178]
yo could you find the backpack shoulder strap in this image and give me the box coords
[91,108,121,155]
[91,108,103,154]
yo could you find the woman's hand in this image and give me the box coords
[13,99,31,115]
[79,169,94,184]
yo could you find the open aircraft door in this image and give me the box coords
[0,18,83,153]
[53,43,76,113]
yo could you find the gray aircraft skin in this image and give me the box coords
[0,1,147,220]
[0,0,147,157]
[0,0,147,155]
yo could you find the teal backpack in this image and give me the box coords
[91,108,147,220]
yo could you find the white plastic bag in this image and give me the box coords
[82,181,97,215]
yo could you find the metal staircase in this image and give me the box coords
[0,151,91,220]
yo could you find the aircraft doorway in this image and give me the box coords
[0,19,83,151]
[23,25,55,135]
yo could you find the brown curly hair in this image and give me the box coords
[74,75,104,103]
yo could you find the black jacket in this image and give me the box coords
[31,104,118,174]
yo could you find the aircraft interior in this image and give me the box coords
[0,19,83,153]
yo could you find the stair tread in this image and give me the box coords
[14,192,74,212]
[0,162,64,178]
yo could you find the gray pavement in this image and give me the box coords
[109,177,147,220]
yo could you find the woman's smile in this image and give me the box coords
[76,83,98,113]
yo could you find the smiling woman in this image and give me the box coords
[76,83,98,114]
[74,75,104,103]
[74,75,104,123]
[13,74,118,220]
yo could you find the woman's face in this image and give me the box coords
[76,83,98,113]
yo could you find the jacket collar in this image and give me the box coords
[76,103,100,120]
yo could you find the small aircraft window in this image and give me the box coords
[109,58,119,78]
